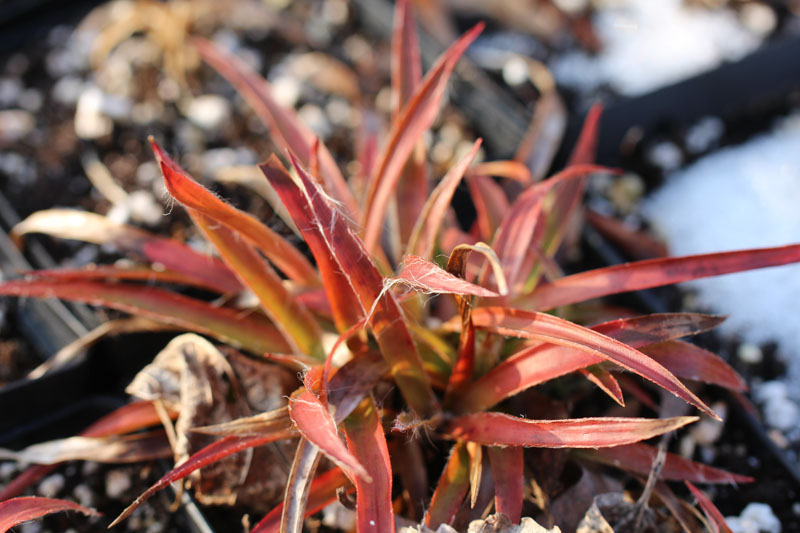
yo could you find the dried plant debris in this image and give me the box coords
[125,333,296,508]
[400,513,561,533]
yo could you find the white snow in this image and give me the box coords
[551,0,762,95]
[726,502,781,533]
[643,114,800,396]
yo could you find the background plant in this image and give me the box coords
[2,1,800,531]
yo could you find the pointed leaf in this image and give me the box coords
[580,367,624,406]
[288,389,370,481]
[469,307,717,418]
[577,443,752,484]
[426,442,470,529]
[189,209,322,357]
[193,38,358,218]
[23,266,228,292]
[592,313,725,347]
[191,406,294,436]
[686,481,734,533]
[150,139,319,287]
[467,173,509,242]
[267,154,438,418]
[109,433,290,527]
[643,341,747,392]
[487,446,523,523]
[406,139,482,259]
[568,103,602,166]
[251,468,350,533]
[12,209,241,294]
[525,244,800,311]
[0,497,98,532]
[468,160,532,184]
[393,255,499,297]
[363,23,484,253]
[391,0,422,115]
[0,279,291,354]
[343,398,395,532]
[259,156,364,335]
[444,413,698,448]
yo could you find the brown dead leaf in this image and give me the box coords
[399,513,561,532]
[126,333,297,508]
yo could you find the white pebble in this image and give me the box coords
[737,343,763,364]
[502,56,529,86]
[105,469,132,499]
[726,502,781,533]
[690,402,727,445]
[740,3,777,37]
[0,461,17,480]
[686,116,724,154]
[0,109,34,142]
[184,95,231,131]
[298,104,331,140]
[39,473,65,498]
[763,397,799,431]
[270,76,301,109]
[647,141,683,171]
[73,483,94,507]
[18,521,42,533]
[0,78,22,106]
[127,190,164,226]
[18,89,42,112]
[74,86,112,139]
[754,381,788,405]
[52,76,85,105]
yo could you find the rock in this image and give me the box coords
[398,514,560,533]
[737,343,763,364]
[183,95,231,131]
[685,116,724,154]
[763,396,799,431]
[73,483,94,507]
[75,86,113,139]
[726,502,781,533]
[0,110,35,142]
[105,469,132,499]
[39,473,65,498]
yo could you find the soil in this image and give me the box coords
[1,1,800,532]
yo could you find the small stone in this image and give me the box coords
[127,190,164,226]
[82,461,99,476]
[608,173,645,214]
[270,76,302,109]
[18,89,42,112]
[764,397,799,431]
[52,76,85,105]
[754,380,788,404]
[0,110,35,142]
[74,86,112,139]
[685,116,724,154]
[502,56,529,86]
[0,77,22,106]
[18,521,42,533]
[690,402,726,445]
[321,501,357,531]
[184,95,231,131]
[737,343,763,364]
[740,3,777,37]
[0,461,17,480]
[39,473,65,498]
[298,104,331,140]
[73,483,94,507]
[647,141,683,171]
[105,469,132,499]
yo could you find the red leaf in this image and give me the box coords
[406,139,482,259]
[592,313,725,347]
[426,442,470,529]
[193,38,358,219]
[526,244,800,311]
[0,497,98,532]
[686,481,734,533]
[469,307,717,418]
[580,366,624,406]
[643,341,747,392]
[393,255,499,297]
[568,102,602,166]
[251,468,350,533]
[487,446,523,523]
[288,389,370,481]
[189,209,322,357]
[444,413,697,448]
[362,23,483,253]
[150,139,319,287]
[23,266,234,293]
[109,432,291,527]
[343,398,395,532]
[280,154,438,418]
[577,443,752,484]
[0,279,292,355]
[466,173,509,242]
[467,161,532,184]
[259,156,364,336]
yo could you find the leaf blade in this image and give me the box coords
[0,497,98,532]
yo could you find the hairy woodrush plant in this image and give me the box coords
[2,2,799,531]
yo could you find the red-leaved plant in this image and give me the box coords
[1,2,798,531]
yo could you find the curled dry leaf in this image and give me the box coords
[126,334,296,508]
[0,431,171,465]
